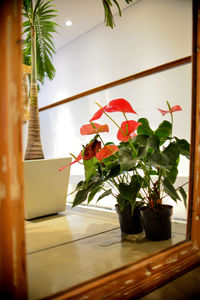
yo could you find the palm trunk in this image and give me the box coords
[25,26,44,160]
[22,73,29,124]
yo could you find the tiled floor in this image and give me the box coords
[25,207,187,300]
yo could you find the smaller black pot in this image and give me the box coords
[140,205,173,241]
[115,204,143,235]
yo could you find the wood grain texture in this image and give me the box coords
[43,242,200,300]
[39,56,191,112]
[0,1,27,298]
[191,0,200,249]
[0,1,199,300]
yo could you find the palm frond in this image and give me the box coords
[23,0,58,83]
[102,0,133,28]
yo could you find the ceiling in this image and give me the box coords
[52,0,139,50]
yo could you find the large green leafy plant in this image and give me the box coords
[23,0,58,160]
[60,99,190,213]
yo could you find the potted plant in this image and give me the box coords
[59,98,144,235]
[132,102,190,240]
[22,0,73,219]
[60,99,190,238]
[22,0,135,219]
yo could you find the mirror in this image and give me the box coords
[22,0,193,299]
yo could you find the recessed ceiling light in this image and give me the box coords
[65,20,72,26]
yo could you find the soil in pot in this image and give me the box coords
[140,204,173,241]
[115,204,143,235]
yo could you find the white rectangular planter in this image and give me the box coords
[24,157,71,219]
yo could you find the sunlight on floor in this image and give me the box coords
[25,208,186,299]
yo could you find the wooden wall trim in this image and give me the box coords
[0,1,198,299]
[39,56,191,112]
[0,1,27,298]
[191,0,200,249]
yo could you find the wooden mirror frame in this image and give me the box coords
[1,0,200,299]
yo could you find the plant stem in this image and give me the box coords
[97,134,105,146]
[128,139,138,156]
[167,101,173,137]
[123,112,128,122]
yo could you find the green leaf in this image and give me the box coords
[88,186,102,203]
[175,138,190,159]
[162,177,180,201]
[72,189,89,207]
[132,135,148,147]
[148,151,171,170]
[105,164,121,180]
[118,147,137,171]
[104,159,119,170]
[116,194,127,211]
[166,164,178,184]
[155,121,172,138]
[72,176,102,207]
[84,157,97,183]
[97,189,112,201]
[132,135,148,159]
[160,136,170,146]
[162,142,181,164]
[136,146,148,159]
[147,135,160,151]
[102,152,119,164]
[178,186,187,207]
[76,181,84,190]
[118,183,134,202]
[137,118,154,136]
[118,175,142,205]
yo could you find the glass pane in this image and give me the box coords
[22,0,192,298]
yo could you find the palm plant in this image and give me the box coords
[23,0,133,160]
[23,0,58,160]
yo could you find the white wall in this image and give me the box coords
[38,0,192,107]
[39,64,191,176]
[23,0,192,219]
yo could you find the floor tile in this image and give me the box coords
[26,209,119,253]
[26,209,186,299]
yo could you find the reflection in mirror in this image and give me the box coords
[23,0,192,299]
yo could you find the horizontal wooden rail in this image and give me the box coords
[39,56,191,112]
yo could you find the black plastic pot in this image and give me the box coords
[115,204,143,234]
[140,205,173,241]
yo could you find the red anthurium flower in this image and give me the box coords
[89,106,107,122]
[158,105,182,116]
[95,145,119,161]
[89,99,137,122]
[106,98,137,114]
[83,139,101,160]
[80,123,109,135]
[117,120,141,142]
[59,152,82,171]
